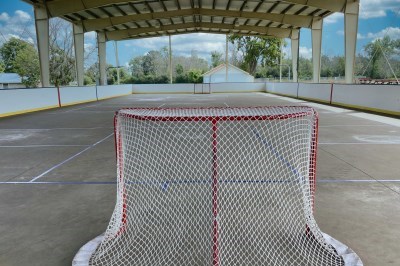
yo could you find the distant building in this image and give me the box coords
[0,73,25,89]
[203,64,254,83]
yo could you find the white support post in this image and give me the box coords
[279,40,283,82]
[114,41,120,85]
[97,32,107,85]
[225,35,228,82]
[345,0,360,84]
[291,29,300,83]
[169,35,172,84]
[34,6,50,87]
[311,18,323,83]
[73,23,85,86]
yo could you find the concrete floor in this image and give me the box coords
[0,92,399,265]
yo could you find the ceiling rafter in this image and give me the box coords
[27,0,345,18]
[22,0,347,42]
[82,8,314,32]
[104,22,294,41]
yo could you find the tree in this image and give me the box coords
[228,35,282,75]
[0,37,29,73]
[364,35,395,79]
[175,64,184,75]
[49,18,76,86]
[298,57,312,80]
[85,63,99,84]
[14,44,40,87]
[0,60,4,73]
[107,66,131,85]
[211,51,223,68]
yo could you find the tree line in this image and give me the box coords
[1,20,399,87]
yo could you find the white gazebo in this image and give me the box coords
[203,64,254,83]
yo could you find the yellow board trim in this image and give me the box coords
[332,102,400,116]
[0,105,59,118]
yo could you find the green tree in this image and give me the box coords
[107,66,131,85]
[0,37,29,73]
[14,44,40,87]
[50,46,75,86]
[49,18,76,86]
[175,64,184,75]
[211,51,223,68]
[298,57,312,80]
[85,63,99,84]
[228,35,282,75]
[0,60,4,73]
[364,36,395,79]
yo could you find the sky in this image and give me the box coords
[0,0,399,68]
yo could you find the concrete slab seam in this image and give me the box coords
[28,133,114,183]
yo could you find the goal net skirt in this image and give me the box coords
[73,107,363,266]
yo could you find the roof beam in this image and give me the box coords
[281,0,347,12]
[104,22,293,41]
[82,8,313,32]
[28,0,349,17]
[119,29,266,40]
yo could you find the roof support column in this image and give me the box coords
[73,23,84,86]
[311,18,323,83]
[225,35,229,82]
[34,6,50,87]
[345,0,360,84]
[97,32,107,85]
[169,35,172,84]
[291,29,300,83]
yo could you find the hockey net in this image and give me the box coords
[87,106,351,265]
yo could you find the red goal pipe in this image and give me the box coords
[212,119,219,266]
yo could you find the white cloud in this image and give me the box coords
[0,12,10,22]
[84,31,96,40]
[124,33,226,60]
[299,46,312,59]
[324,13,343,24]
[0,10,36,45]
[365,27,400,39]
[84,43,94,51]
[359,0,400,19]
[14,10,31,22]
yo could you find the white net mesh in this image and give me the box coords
[89,106,345,266]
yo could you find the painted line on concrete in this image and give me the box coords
[319,125,387,128]
[0,181,116,185]
[318,179,400,183]
[157,103,166,108]
[319,142,400,145]
[0,144,90,148]
[224,102,230,107]
[63,104,100,113]
[0,127,114,130]
[1,179,400,185]
[28,133,114,183]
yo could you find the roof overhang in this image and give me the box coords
[23,0,354,41]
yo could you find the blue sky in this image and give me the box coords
[1,0,399,67]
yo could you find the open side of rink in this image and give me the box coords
[0,92,399,266]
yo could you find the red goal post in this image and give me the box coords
[74,106,362,266]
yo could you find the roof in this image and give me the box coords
[0,73,22,84]
[203,63,253,77]
[22,0,353,41]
